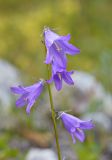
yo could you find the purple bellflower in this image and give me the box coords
[59,112,94,143]
[44,27,80,67]
[11,80,44,114]
[47,60,74,91]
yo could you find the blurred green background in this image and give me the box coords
[0,0,112,159]
[0,0,112,88]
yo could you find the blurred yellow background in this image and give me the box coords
[0,0,111,87]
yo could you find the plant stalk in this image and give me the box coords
[47,65,62,160]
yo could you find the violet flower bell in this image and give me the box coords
[47,61,74,91]
[59,112,94,144]
[44,27,80,67]
[10,80,44,114]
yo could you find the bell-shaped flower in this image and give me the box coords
[44,27,80,67]
[59,112,94,143]
[47,61,74,91]
[11,80,44,114]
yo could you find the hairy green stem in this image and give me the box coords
[47,65,62,160]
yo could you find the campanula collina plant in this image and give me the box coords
[11,27,94,160]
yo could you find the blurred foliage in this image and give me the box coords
[97,51,112,92]
[74,134,101,160]
[0,132,26,160]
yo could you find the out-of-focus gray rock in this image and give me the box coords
[26,148,57,160]
[103,94,112,117]
[0,59,21,112]
[0,59,21,129]
[100,141,112,160]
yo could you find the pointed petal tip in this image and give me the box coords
[87,120,95,129]
[75,129,85,142]
[73,140,76,144]
[80,136,85,142]
[60,34,71,41]
[76,48,80,53]
[62,71,74,85]
[10,87,17,93]
[91,122,95,128]
[78,137,85,143]
[26,108,31,115]
[70,81,74,85]
[56,86,62,91]
[71,48,80,55]
[46,78,53,84]
[10,85,25,94]
[53,74,62,91]
[80,119,95,130]
[44,59,50,64]
[16,100,25,108]
[55,79,62,91]
[10,87,14,92]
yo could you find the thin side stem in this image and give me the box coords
[47,65,62,160]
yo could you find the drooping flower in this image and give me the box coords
[44,27,80,67]
[10,80,44,114]
[59,112,94,143]
[47,60,74,91]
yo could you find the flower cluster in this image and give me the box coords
[11,28,80,112]
[44,27,80,91]
[11,27,94,144]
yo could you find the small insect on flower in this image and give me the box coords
[10,80,45,114]
[59,112,94,143]
[43,27,80,67]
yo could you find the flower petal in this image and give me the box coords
[49,44,67,68]
[44,28,59,45]
[44,50,53,64]
[57,40,80,55]
[71,127,76,133]
[53,74,62,91]
[46,77,53,84]
[10,86,25,94]
[27,83,44,103]
[26,100,35,114]
[60,34,71,41]
[75,129,85,142]
[62,71,74,85]
[15,94,28,107]
[52,60,66,74]
[80,120,95,130]
[25,82,42,91]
